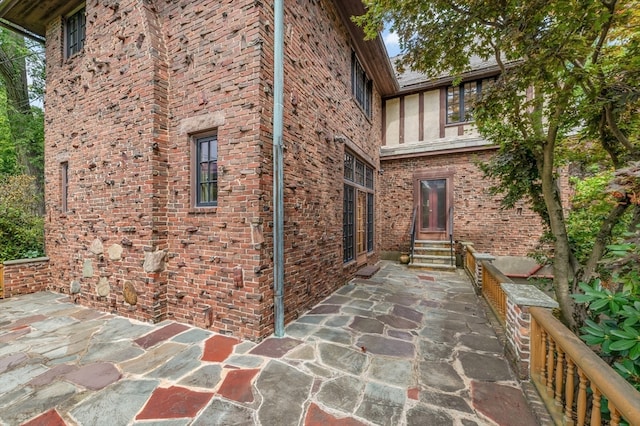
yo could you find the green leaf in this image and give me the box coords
[609,339,636,351]
[590,298,611,311]
[629,343,640,361]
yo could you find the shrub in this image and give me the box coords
[0,174,44,261]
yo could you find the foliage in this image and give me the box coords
[574,278,640,392]
[566,169,630,264]
[354,0,640,330]
[0,174,44,261]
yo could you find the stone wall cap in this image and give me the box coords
[474,253,496,261]
[501,283,559,308]
[3,257,50,266]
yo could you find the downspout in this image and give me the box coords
[273,0,285,337]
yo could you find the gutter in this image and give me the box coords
[272,0,285,337]
[0,18,45,43]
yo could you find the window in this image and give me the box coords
[194,134,218,207]
[351,52,372,117]
[343,151,375,263]
[61,162,69,213]
[446,81,482,124]
[66,7,86,58]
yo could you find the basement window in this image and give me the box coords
[66,7,86,58]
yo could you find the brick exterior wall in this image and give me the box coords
[42,0,381,340]
[2,258,50,298]
[505,299,531,380]
[379,149,545,256]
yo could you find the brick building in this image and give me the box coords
[379,58,546,263]
[0,0,545,338]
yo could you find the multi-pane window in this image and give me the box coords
[446,81,482,124]
[343,151,375,263]
[66,7,86,58]
[195,135,218,207]
[61,162,69,213]
[351,52,372,117]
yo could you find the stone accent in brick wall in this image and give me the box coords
[42,0,383,340]
[2,258,50,298]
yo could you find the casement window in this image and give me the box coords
[446,80,482,124]
[351,52,373,118]
[61,162,69,213]
[66,7,86,58]
[343,151,374,263]
[194,134,218,207]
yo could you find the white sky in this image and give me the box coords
[382,29,401,57]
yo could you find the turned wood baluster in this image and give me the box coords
[539,328,547,383]
[547,337,556,396]
[608,400,621,426]
[577,369,587,426]
[555,347,564,406]
[590,385,601,426]
[564,357,575,425]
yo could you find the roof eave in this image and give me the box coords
[333,0,399,97]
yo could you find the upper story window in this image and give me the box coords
[351,52,372,118]
[194,134,218,207]
[446,81,482,124]
[66,7,86,58]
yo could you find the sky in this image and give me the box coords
[382,29,402,57]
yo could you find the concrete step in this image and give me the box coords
[408,262,457,271]
[413,254,454,264]
[413,247,454,256]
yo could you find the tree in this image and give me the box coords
[354,0,640,330]
[0,29,45,211]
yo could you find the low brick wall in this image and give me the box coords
[1,257,50,298]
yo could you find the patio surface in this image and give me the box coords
[0,261,545,425]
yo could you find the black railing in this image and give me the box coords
[448,205,454,266]
[409,206,418,264]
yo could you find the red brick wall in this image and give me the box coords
[2,258,50,298]
[256,0,383,330]
[379,149,545,257]
[43,0,383,339]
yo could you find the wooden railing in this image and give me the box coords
[481,261,510,325]
[464,244,477,281]
[0,263,3,298]
[530,307,640,426]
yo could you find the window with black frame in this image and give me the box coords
[194,134,218,207]
[446,80,482,124]
[66,7,86,58]
[351,52,372,118]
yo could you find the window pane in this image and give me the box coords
[447,86,460,123]
[355,160,365,186]
[365,166,373,189]
[344,152,354,181]
[195,135,218,206]
[343,184,355,262]
[367,192,374,252]
[463,82,479,121]
[67,8,86,57]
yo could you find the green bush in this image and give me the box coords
[0,174,44,261]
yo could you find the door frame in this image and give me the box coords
[412,169,454,241]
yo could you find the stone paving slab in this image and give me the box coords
[0,261,545,426]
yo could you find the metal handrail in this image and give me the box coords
[448,205,454,266]
[409,206,418,263]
